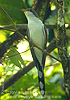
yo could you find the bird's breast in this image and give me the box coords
[28,20,44,48]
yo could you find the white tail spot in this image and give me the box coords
[41,90,44,96]
[40,81,43,89]
[39,71,42,78]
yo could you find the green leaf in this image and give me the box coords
[0,0,27,25]
[7,48,24,69]
[49,74,61,83]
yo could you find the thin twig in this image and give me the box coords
[0,48,30,63]
[8,48,30,58]
[46,61,59,68]
[0,27,16,32]
[0,6,16,30]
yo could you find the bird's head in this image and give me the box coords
[20,8,38,19]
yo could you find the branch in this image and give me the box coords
[0,24,56,30]
[57,0,70,99]
[0,29,27,59]
[0,61,35,94]
[0,24,28,30]
[0,38,57,93]
[69,56,70,98]
[0,24,70,31]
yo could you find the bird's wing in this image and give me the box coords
[29,42,45,96]
[43,24,47,48]
[27,28,39,68]
[42,24,47,67]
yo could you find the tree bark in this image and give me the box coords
[57,0,70,99]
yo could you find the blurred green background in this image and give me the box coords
[0,0,70,100]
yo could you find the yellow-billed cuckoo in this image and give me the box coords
[20,8,47,96]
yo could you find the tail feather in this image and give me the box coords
[38,66,45,96]
[29,44,45,96]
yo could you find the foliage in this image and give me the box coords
[0,0,27,25]
[0,0,70,100]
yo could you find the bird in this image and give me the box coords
[20,8,47,96]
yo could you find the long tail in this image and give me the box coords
[38,66,45,96]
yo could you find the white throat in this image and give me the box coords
[24,11,39,21]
